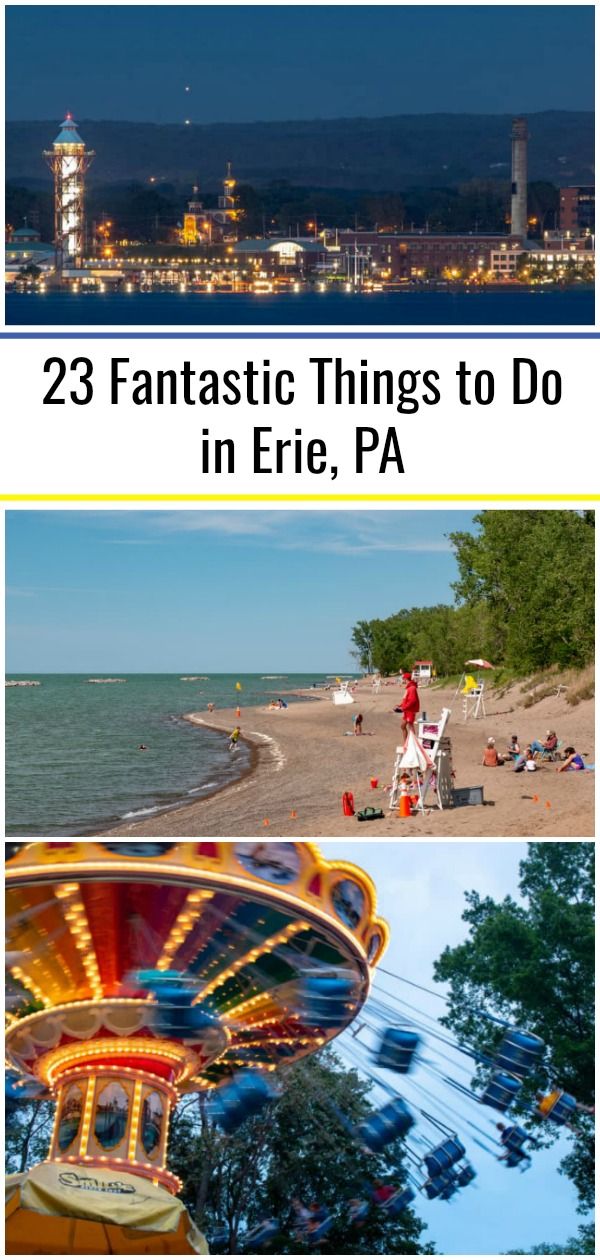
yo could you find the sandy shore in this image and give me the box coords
[102,680,594,838]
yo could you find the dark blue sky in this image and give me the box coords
[6,6,594,123]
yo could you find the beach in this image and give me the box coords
[102,679,594,838]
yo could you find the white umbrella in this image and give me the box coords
[399,730,434,772]
[465,659,496,669]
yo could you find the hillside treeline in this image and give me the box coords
[6,178,560,247]
[7,111,593,188]
[351,511,595,676]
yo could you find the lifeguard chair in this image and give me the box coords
[389,708,453,812]
[453,659,495,721]
[412,660,434,687]
[462,677,486,721]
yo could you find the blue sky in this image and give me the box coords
[6,6,594,121]
[320,841,586,1254]
[6,509,475,673]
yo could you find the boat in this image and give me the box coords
[5,680,40,687]
[180,676,210,681]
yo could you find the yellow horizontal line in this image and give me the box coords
[1,493,598,503]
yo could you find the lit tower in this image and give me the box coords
[221,162,237,213]
[510,116,528,241]
[44,114,95,272]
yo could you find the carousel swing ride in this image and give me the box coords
[5,842,583,1254]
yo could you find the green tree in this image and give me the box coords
[433,843,594,1212]
[5,1100,54,1174]
[350,598,496,680]
[506,1221,595,1253]
[449,511,595,669]
[351,619,375,672]
[527,182,560,236]
[168,1051,434,1254]
[19,263,42,281]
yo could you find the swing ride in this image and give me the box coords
[5,842,583,1254]
[5,842,386,1253]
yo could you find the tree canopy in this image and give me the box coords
[167,1050,433,1254]
[433,843,595,1213]
[5,1099,54,1174]
[505,1222,595,1254]
[351,511,594,675]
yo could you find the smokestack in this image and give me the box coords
[510,117,528,241]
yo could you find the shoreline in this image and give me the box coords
[99,707,298,838]
[100,682,594,839]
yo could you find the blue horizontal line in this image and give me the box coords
[1,331,598,339]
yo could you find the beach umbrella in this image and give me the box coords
[399,730,434,772]
[465,659,496,669]
[6,1163,207,1255]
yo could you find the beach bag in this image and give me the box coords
[356,806,385,822]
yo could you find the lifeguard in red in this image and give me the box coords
[399,672,419,737]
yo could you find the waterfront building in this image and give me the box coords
[559,186,595,235]
[5,221,55,281]
[7,220,41,245]
[336,232,524,280]
[525,243,594,278]
[232,238,326,270]
[490,236,594,279]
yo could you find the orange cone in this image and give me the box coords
[262,818,270,827]
[398,783,412,819]
[290,810,297,819]
[532,794,539,803]
[545,801,552,810]
[236,706,241,718]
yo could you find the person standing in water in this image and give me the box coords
[399,672,419,740]
[229,726,241,752]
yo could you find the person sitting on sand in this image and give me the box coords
[482,737,504,767]
[514,745,535,772]
[228,726,241,751]
[353,712,363,736]
[557,746,585,772]
[399,672,419,739]
[506,735,520,759]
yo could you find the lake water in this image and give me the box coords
[5,672,328,836]
[5,288,594,327]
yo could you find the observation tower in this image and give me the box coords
[6,841,387,1254]
[44,114,95,272]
